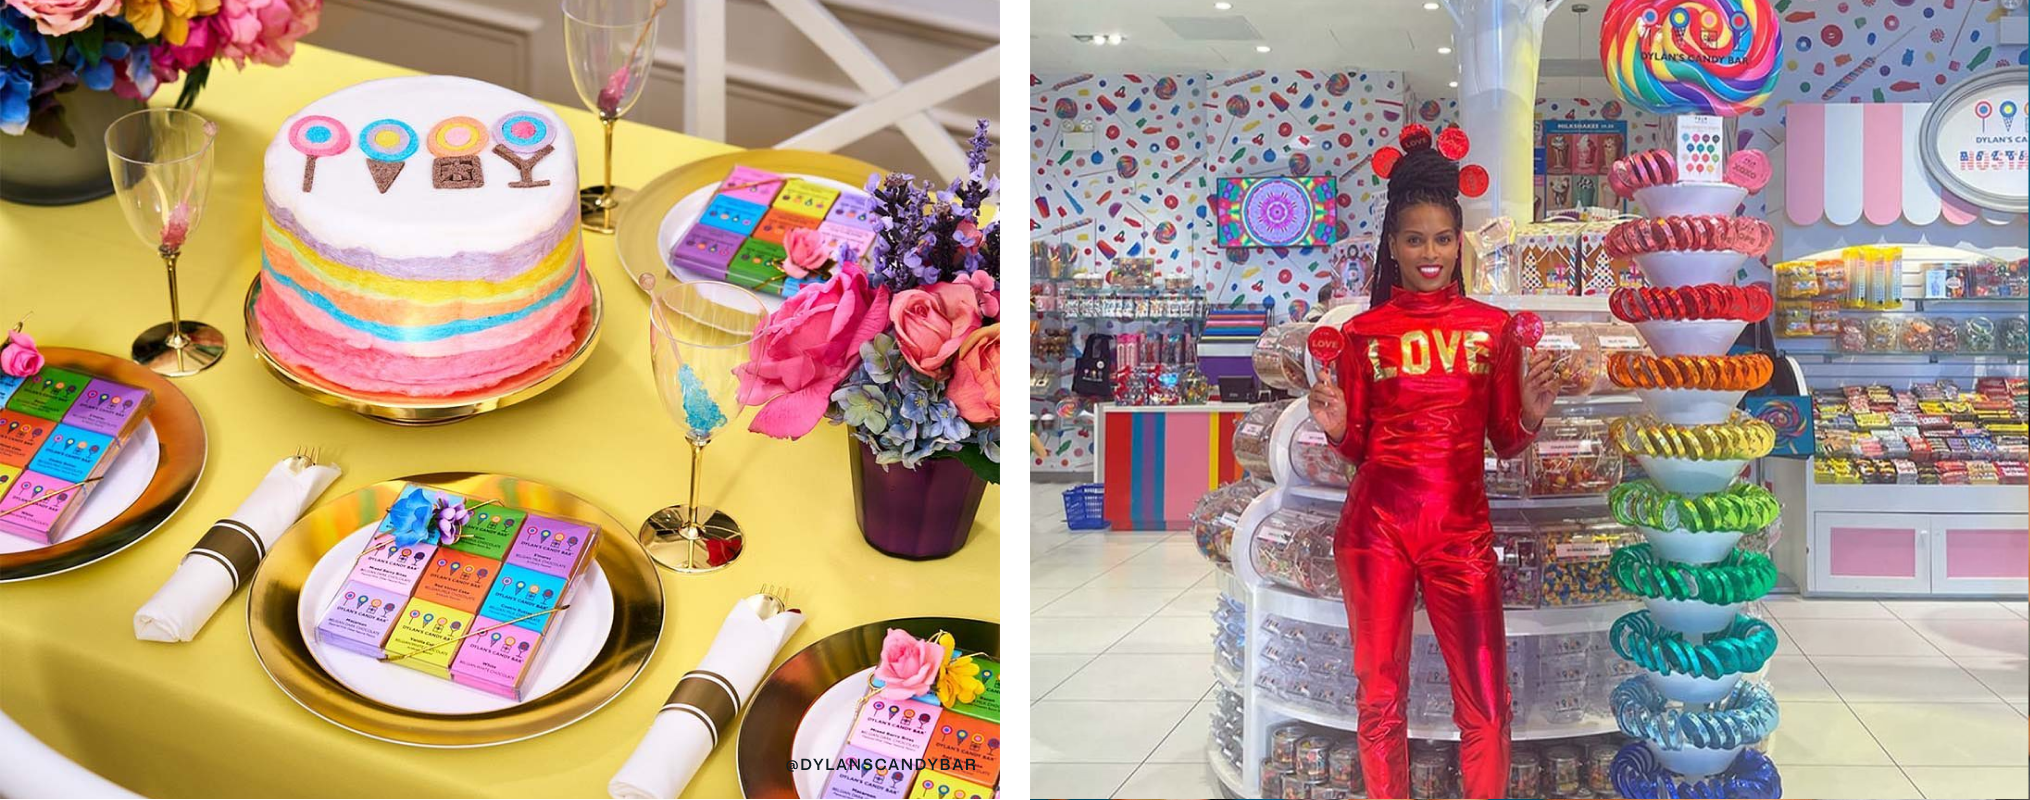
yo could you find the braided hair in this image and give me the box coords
[1369,146,1466,308]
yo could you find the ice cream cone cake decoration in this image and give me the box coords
[492,111,557,188]
[359,118,419,193]
[288,115,350,192]
[427,116,490,190]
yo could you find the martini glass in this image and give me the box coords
[562,0,662,234]
[106,108,225,377]
[644,280,765,573]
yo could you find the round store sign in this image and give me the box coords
[1920,68,2029,214]
[1599,0,1780,116]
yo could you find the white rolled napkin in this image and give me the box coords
[609,593,806,799]
[133,455,341,642]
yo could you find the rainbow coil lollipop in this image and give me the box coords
[1611,543,1778,605]
[1600,0,1781,116]
[1610,739,1783,799]
[358,118,419,193]
[1612,676,1780,750]
[1610,412,1776,461]
[288,115,349,192]
[493,111,558,188]
[1611,611,1779,680]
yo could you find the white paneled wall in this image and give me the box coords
[309,0,998,179]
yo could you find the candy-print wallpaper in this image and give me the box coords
[1032,70,1419,311]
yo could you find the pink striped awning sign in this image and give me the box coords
[1785,98,2027,227]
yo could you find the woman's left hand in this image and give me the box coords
[1520,348,1559,432]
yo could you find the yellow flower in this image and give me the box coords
[930,632,985,708]
[125,0,220,45]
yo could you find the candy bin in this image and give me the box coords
[1527,417,1621,497]
[1536,519,1637,606]
[1290,418,1355,487]
[1253,323,1316,392]
[1191,478,1268,566]
[1233,400,1291,478]
[1250,506,1342,599]
[1538,321,1603,396]
[1494,520,1543,607]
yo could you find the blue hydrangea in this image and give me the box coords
[678,364,726,435]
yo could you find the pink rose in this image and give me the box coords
[1,330,44,378]
[213,0,319,69]
[889,283,982,377]
[781,228,828,279]
[734,261,892,439]
[949,324,999,425]
[8,0,121,36]
[956,270,999,319]
[872,629,944,701]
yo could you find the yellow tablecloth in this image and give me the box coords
[0,46,998,798]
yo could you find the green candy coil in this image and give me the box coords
[1609,480,1782,533]
[1610,610,1778,679]
[1611,544,1779,606]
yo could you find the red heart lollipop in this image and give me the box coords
[1511,311,1544,348]
[1307,325,1347,363]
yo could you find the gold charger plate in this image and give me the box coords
[612,149,887,296]
[0,347,206,582]
[247,472,662,747]
[736,617,999,798]
[241,274,603,427]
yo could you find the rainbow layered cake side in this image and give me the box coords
[254,76,591,398]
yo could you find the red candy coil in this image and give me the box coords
[1608,148,1678,198]
[1604,215,1773,259]
[1610,285,1774,323]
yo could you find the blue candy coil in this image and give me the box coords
[1611,741,1784,799]
[1613,677,1780,751]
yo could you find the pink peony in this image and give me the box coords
[1,330,44,378]
[949,324,999,425]
[734,260,892,439]
[889,283,981,377]
[212,0,319,69]
[780,228,828,279]
[8,0,121,36]
[955,269,999,319]
[872,629,944,701]
[150,15,223,83]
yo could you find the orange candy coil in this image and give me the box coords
[1607,352,1773,391]
[1610,412,1777,460]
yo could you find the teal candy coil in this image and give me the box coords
[1610,544,1779,606]
[1610,611,1778,679]
[1612,676,1780,751]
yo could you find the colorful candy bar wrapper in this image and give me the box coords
[924,714,1000,787]
[820,744,916,800]
[717,164,786,206]
[0,365,152,543]
[847,697,943,760]
[906,769,992,799]
[772,178,841,218]
[0,372,23,407]
[751,207,822,246]
[311,482,601,700]
[950,656,1000,724]
[699,194,767,235]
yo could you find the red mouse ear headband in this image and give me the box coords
[1370,123,1490,197]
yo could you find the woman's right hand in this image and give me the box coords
[1309,378,1348,441]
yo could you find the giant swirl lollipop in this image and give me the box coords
[359,118,419,194]
[1600,0,1780,116]
[288,115,349,193]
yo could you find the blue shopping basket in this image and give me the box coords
[1062,483,1109,530]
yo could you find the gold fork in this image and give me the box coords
[758,584,791,617]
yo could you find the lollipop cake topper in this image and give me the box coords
[358,118,419,194]
[288,115,350,193]
[1369,123,1489,197]
[492,111,557,188]
[427,116,490,190]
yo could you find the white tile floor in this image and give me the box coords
[1027,482,2030,800]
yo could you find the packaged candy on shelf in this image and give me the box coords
[1933,317,1961,353]
[1254,323,1316,392]
[1232,400,1291,478]
[1774,260,1820,299]
[1865,317,1903,352]
[1838,318,1868,353]
[1526,418,1621,497]
[1485,442,1529,499]
[1577,220,1635,295]
[1777,301,1813,337]
[2002,317,2028,354]
[1536,519,1637,606]
[1901,317,1936,352]
[1495,520,1543,607]
[1815,259,1848,296]
[1517,223,1582,295]
[1289,418,1355,487]
[1812,299,1843,336]
[1589,324,1648,395]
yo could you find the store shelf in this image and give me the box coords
[1285,484,1347,503]
[1209,744,1243,797]
[1214,660,1241,689]
[1829,297,2029,312]
[1804,479,2030,513]
[1489,494,1608,510]
[1251,584,1637,636]
[1254,695,1623,742]
[1555,393,1641,407]
[1470,294,1612,313]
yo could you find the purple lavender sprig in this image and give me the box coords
[861,118,999,293]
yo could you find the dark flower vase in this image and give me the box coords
[849,440,986,560]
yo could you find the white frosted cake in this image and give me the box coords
[253,76,591,397]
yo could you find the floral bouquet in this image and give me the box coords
[2,0,319,141]
[734,121,1000,483]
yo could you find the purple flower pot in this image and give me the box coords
[849,440,986,560]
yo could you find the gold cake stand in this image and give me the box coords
[611,149,887,297]
[0,347,206,582]
[735,617,999,798]
[241,274,602,426]
[247,471,663,747]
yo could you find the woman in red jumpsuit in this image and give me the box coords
[1309,127,1558,799]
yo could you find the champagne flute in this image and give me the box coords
[106,108,225,377]
[562,0,662,235]
[644,280,765,573]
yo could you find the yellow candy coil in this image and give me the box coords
[1610,412,1777,461]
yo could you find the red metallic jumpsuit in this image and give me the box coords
[1330,283,1537,799]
